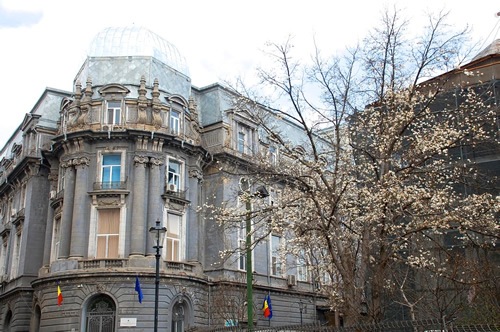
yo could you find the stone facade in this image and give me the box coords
[0,27,326,331]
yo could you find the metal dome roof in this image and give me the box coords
[87,26,190,77]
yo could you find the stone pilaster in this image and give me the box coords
[147,156,164,255]
[58,161,76,259]
[129,155,149,256]
[42,206,55,266]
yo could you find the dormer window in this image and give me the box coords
[170,110,180,135]
[106,101,122,125]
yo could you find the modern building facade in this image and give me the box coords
[0,26,328,331]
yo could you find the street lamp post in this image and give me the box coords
[240,180,269,331]
[299,300,305,325]
[245,195,253,330]
[149,220,167,332]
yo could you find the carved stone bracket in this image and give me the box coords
[134,155,149,166]
[72,157,90,168]
[150,157,164,168]
[188,168,203,181]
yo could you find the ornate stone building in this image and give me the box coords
[0,27,327,331]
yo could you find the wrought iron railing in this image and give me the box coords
[163,185,187,200]
[93,180,127,190]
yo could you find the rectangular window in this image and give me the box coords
[238,220,246,271]
[102,154,121,189]
[0,239,7,276]
[166,213,182,261]
[269,146,277,165]
[170,110,180,135]
[51,218,61,262]
[237,123,253,154]
[10,232,21,279]
[96,209,120,258]
[238,132,245,153]
[58,166,66,192]
[297,250,309,282]
[106,101,122,125]
[167,159,182,191]
[271,235,282,276]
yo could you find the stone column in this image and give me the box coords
[70,157,90,258]
[130,155,148,256]
[147,156,163,255]
[58,161,76,259]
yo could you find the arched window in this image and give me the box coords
[172,302,185,332]
[3,309,12,332]
[30,305,41,332]
[84,295,116,332]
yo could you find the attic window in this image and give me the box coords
[106,101,122,125]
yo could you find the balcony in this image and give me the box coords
[93,180,127,191]
[163,185,187,201]
[46,258,201,277]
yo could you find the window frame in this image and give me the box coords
[166,157,183,191]
[50,217,61,262]
[270,234,282,276]
[236,122,253,154]
[165,212,184,262]
[95,208,120,259]
[170,109,181,135]
[105,101,122,125]
[98,150,126,189]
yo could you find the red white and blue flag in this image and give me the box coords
[262,294,272,319]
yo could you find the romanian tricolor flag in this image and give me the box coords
[57,284,63,306]
[262,294,272,319]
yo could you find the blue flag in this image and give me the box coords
[135,276,143,303]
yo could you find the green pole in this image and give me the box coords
[246,197,253,331]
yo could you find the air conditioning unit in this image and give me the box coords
[168,184,178,192]
[49,190,57,199]
[287,274,297,287]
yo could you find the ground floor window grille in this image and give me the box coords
[86,296,115,332]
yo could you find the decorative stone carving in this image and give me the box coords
[66,82,82,129]
[137,76,148,124]
[149,157,164,167]
[187,96,202,145]
[188,168,203,181]
[72,157,90,167]
[60,159,73,168]
[134,155,149,166]
[76,78,93,127]
[151,78,163,129]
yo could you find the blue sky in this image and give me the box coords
[0,0,498,146]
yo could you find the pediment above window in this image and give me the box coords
[167,95,188,108]
[226,108,259,127]
[98,84,130,97]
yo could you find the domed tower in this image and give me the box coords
[32,26,208,331]
[77,26,191,98]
